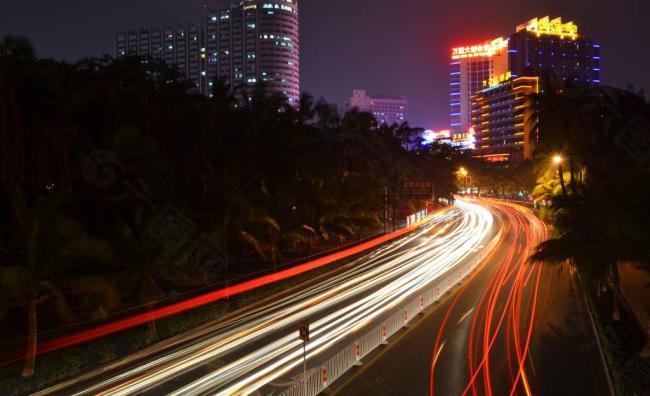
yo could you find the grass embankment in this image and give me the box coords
[537,207,649,395]
[584,281,650,395]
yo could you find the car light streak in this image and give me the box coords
[170,201,493,396]
[64,201,494,396]
[66,210,459,396]
[429,199,547,396]
[5,210,453,366]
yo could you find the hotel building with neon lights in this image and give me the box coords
[116,0,300,105]
[450,16,601,163]
[509,17,600,86]
[472,77,539,163]
[449,37,509,138]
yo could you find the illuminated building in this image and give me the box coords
[346,90,408,126]
[472,77,540,163]
[447,16,600,163]
[116,0,300,104]
[450,37,509,138]
[509,16,600,85]
[451,127,476,150]
[422,129,451,144]
[117,19,219,96]
[421,128,474,150]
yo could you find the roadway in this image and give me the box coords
[38,200,496,395]
[332,199,612,396]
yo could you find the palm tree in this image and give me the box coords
[531,85,650,321]
[0,36,35,235]
[296,92,317,125]
[0,35,36,71]
[2,194,116,377]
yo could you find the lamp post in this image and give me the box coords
[458,167,469,195]
[553,155,568,198]
[299,324,310,395]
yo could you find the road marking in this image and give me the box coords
[432,341,446,368]
[457,308,474,324]
[528,348,536,376]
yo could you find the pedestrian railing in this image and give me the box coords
[277,228,503,396]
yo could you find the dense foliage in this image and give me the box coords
[0,36,467,375]
[528,82,650,395]
[529,81,650,319]
[460,159,536,199]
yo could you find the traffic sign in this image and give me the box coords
[401,180,434,200]
[299,323,310,342]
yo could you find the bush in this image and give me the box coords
[589,287,650,396]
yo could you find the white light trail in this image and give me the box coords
[76,201,493,396]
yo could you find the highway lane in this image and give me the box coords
[40,200,495,395]
[332,199,611,396]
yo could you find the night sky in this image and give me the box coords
[1,0,648,128]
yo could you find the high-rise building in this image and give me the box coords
[449,16,601,163]
[449,37,510,137]
[509,17,600,86]
[116,0,300,104]
[346,90,408,126]
[472,76,540,163]
[117,23,210,94]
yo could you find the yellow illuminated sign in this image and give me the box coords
[483,71,512,88]
[517,16,578,39]
[451,37,508,60]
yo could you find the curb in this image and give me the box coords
[575,269,616,396]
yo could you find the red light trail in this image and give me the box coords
[1,209,447,365]
[429,200,548,396]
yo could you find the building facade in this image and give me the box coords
[472,77,540,163]
[116,0,300,104]
[509,16,600,86]
[346,90,408,126]
[449,16,601,163]
[449,37,509,137]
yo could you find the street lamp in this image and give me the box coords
[458,167,469,194]
[552,154,568,198]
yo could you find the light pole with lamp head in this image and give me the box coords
[553,155,568,198]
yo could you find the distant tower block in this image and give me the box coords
[116,0,300,105]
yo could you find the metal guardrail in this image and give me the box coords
[277,227,504,396]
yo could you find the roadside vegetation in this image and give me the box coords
[0,34,468,386]
[528,79,650,395]
[457,77,650,394]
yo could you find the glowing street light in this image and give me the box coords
[458,167,470,194]
[552,154,568,198]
